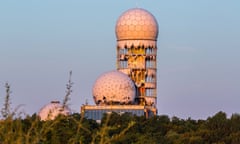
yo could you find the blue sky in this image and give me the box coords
[0,0,239,119]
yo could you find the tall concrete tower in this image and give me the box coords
[115,8,158,108]
[81,8,159,121]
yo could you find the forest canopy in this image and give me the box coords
[1,111,240,144]
[1,81,239,143]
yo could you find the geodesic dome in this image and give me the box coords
[92,71,136,105]
[115,8,158,41]
[38,101,71,121]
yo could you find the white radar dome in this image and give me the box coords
[38,101,71,121]
[93,71,136,105]
[115,8,159,41]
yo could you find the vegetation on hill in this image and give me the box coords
[1,75,240,143]
[1,110,240,144]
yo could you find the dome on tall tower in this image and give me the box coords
[92,71,136,105]
[115,8,159,41]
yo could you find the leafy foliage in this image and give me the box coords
[1,111,240,143]
[1,78,240,143]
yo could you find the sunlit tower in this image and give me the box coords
[81,8,159,120]
[116,8,158,110]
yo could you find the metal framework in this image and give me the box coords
[117,41,157,107]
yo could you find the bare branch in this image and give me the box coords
[62,71,73,110]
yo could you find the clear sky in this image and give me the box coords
[0,0,240,119]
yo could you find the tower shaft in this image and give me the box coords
[117,40,157,107]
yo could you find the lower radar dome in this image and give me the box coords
[93,70,136,105]
[38,101,71,121]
